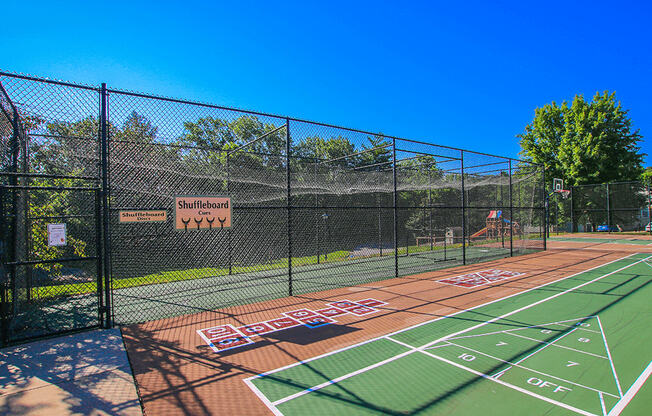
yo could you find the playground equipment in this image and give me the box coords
[471,210,520,239]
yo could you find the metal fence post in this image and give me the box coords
[94,190,104,325]
[377,190,383,257]
[570,186,574,233]
[226,152,232,275]
[9,110,19,314]
[429,169,433,251]
[509,160,513,257]
[0,186,8,347]
[542,166,547,250]
[21,128,31,302]
[315,159,321,263]
[643,182,652,235]
[286,118,292,296]
[100,83,112,328]
[392,138,398,277]
[606,183,610,233]
[460,150,466,265]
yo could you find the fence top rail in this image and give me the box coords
[0,71,99,92]
[0,70,543,169]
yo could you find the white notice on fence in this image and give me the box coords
[47,223,67,247]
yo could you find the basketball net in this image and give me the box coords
[557,189,570,199]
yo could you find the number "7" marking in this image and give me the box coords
[566,361,579,367]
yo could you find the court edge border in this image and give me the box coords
[243,252,643,415]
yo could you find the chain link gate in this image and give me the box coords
[0,183,107,346]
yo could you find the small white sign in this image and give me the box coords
[47,223,67,247]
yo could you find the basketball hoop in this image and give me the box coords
[551,178,569,199]
[557,189,570,199]
[553,178,564,192]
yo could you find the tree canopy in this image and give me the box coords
[517,91,644,187]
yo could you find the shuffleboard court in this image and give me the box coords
[246,253,652,415]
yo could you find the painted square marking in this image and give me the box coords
[299,315,336,328]
[439,269,525,288]
[315,307,348,317]
[283,309,319,320]
[198,324,241,340]
[238,322,275,337]
[329,300,357,309]
[267,317,302,330]
[199,298,392,354]
[356,298,387,307]
[344,305,378,316]
[210,335,253,352]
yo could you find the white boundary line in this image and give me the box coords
[554,322,601,334]
[505,332,608,359]
[512,327,578,366]
[443,340,620,398]
[271,349,416,406]
[447,316,597,340]
[599,391,607,416]
[607,361,652,416]
[596,315,624,397]
[243,377,285,416]
[244,253,643,414]
[418,348,599,416]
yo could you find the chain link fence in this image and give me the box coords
[548,181,650,233]
[0,71,545,344]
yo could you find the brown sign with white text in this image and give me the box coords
[119,210,167,223]
[175,196,231,230]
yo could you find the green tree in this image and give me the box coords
[359,135,391,168]
[179,115,286,170]
[26,112,161,276]
[518,91,644,187]
[294,135,357,166]
[641,167,652,184]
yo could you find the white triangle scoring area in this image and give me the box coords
[436,316,622,400]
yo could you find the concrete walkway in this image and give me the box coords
[0,329,142,416]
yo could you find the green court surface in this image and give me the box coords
[246,253,652,416]
[112,244,536,323]
[15,244,533,339]
[548,236,652,246]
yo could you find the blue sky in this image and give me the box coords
[2,0,651,164]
